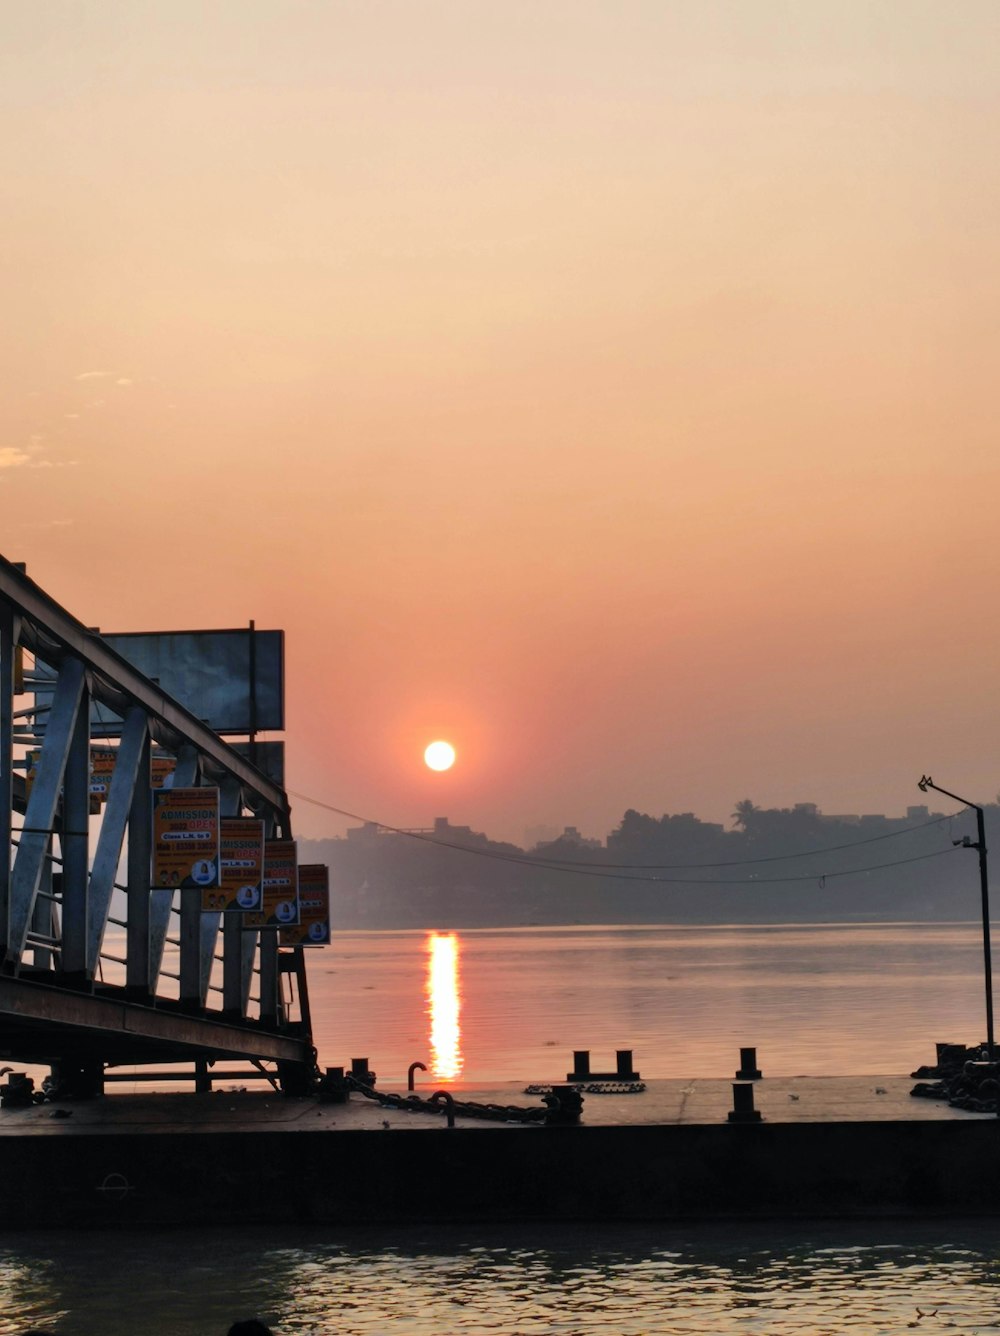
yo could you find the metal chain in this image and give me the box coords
[346,1074,562,1124]
[524,1081,647,1095]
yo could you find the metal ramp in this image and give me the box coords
[0,556,315,1094]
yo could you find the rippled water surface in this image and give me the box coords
[5,923,997,1333]
[2,1220,1000,1335]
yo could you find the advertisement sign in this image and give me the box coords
[280,864,330,947]
[151,754,177,789]
[203,817,265,913]
[90,747,117,805]
[245,838,298,929]
[87,746,117,813]
[26,747,109,812]
[152,787,220,890]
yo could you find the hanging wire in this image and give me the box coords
[294,791,961,871]
[287,790,967,886]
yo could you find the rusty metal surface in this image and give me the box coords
[0,1075,987,1136]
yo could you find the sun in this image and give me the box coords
[424,740,456,772]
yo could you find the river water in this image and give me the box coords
[307,921,990,1084]
[4,921,999,1335]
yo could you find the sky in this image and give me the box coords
[2,1,999,845]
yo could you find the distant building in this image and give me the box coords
[531,825,604,851]
[524,824,559,849]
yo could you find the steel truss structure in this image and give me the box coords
[0,556,314,1094]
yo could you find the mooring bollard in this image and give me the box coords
[317,1067,350,1104]
[569,1050,591,1080]
[616,1050,636,1079]
[728,1082,762,1123]
[407,1061,427,1091]
[542,1085,584,1125]
[350,1057,376,1088]
[736,1047,762,1080]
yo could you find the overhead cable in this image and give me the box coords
[288,791,966,887]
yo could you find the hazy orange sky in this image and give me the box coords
[3,2,999,844]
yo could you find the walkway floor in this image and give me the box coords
[0,1074,987,1135]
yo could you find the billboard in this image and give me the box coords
[245,838,299,929]
[280,864,330,947]
[152,787,221,891]
[33,627,284,736]
[203,816,265,914]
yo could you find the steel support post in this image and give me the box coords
[179,886,202,1009]
[9,657,85,964]
[58,672,92,979]
[293,945,312,1044]
[259,930,279,1026]
[256,810,280,1025]
[150,745,198,989]
[222,915,245,1018]
[125,729,152,998]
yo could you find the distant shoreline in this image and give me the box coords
[328,914,986,932]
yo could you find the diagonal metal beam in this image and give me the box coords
[8,657,85,963]
[58,673,92,977]
[87,707,148,975]
[0,607,21,952]
[198,777,241,1006]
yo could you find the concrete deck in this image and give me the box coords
[0,1073,988,1135]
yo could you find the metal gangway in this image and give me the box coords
[0,555,316,1096]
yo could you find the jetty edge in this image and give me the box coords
[0,1072,997,1228]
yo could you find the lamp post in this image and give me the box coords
[918,775,994,1058]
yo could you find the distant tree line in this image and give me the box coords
[298,799,1000,930]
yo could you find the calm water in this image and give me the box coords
[5,921,999,1334]
[306,921,990,1084]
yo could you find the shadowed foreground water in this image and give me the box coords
[2,1220,1000,1335]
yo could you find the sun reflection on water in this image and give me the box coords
[426,932,463,1081]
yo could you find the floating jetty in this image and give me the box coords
[3,561,998,1228]
[2,1069,998,1228]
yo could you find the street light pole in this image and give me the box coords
[918,775,994,1058]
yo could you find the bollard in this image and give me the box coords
[317,1067,350,1103]
[728,1082,762,1123]
[407,1061,427,1092]
[543,1085,584,1125]
[350,1057,376,1087]
[736,1047,762,1080]
[568,1050,591,1080]
[568,1049,641,1081]
[936,1043,967,1072]
[616,1050,636,1079]
[0,1073,34,1109]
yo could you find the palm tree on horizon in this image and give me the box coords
[731,799,759,830]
